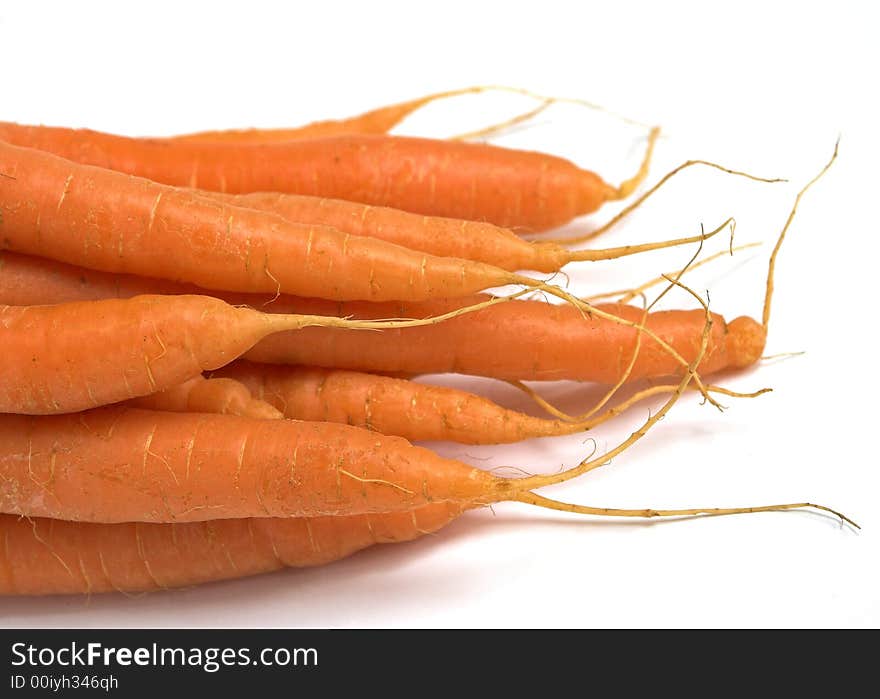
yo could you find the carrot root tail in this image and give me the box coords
[514,492,860,529]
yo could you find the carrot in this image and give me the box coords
[0,406,637,522]
[0,252,755,384]
[0,251,202,305]
[0,123,658,232]
[166,84,637,145]
[0,505,463,595]
[213,362,751,445]
[167,87,488,144]
[0,292,515,415]
[247,296,759,383]
[127,375,283,420]
[196,145,783,254]
[197,189,735,272]
[1,489,853,596]
[170,87,558,146]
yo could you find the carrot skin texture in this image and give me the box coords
[244,296,764,383]
[0,504,462,594]
[0,140,511,301]
[127,375,283,420]
[218,363,589,444]
[0,253,765,383]
[0,251,204,305]
[201,191,568,272]
[0,124,615,231]
[0,407,499,523]
[0,294,304,415]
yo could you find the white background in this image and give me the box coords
[1,0,877,628]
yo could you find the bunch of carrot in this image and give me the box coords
[0,88,849,596]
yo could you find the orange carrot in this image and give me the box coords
[3,489,849,596]
[0,506,464,594]
[0,252,757,384]
[0,405,611,523]
[127,375,283,420]
[168,87,486,144]
[0,251,201,305]
[198,189,727,272]
[215,362,735,444]
[0,123,658,232]
[0,292,510,415]
[0,407,490,522]
[246,296,761,383]
[165,86,540,145]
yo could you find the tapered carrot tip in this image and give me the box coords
[725,316,767,368]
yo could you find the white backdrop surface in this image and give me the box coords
[0,0,876,627]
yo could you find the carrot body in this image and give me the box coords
[168,88,479,144]
[244,296,764,383]
[0,140,516,301]
[0,504,462,594]
[0,407,505,523]
[0,253,766,383]
[0,251,200,305]
[127,375,283,420]
[0,123,617,231]
[0,293,358,415]
[168,103,420,144]
[216,363,610,444]
[200,190,570,272]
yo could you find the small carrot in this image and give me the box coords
[220,362,632,443]
[0,123,659,232]
[246,296,759,384]
[197,188,737,272]
[0,489,852,596]
[0,405,648,523]
[127,375,283,420]
[166,84,637,145]
[167,87,489,144]
[214,362,763,444]
[0,505,463,594]
[0,292,516,415]
[0,251,201,306]
[169,86,559,146]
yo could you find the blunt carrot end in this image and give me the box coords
[725,316,768,368]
